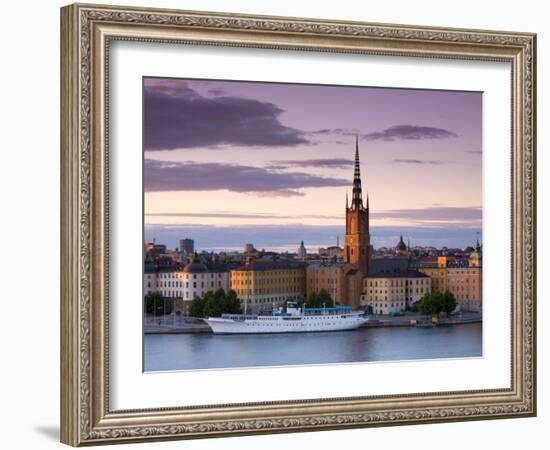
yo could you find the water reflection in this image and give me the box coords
[144,323,482,372]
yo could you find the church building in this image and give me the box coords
[342,137,371,307]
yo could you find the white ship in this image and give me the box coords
[204,301,369,334]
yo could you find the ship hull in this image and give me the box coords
[205,314,368,334]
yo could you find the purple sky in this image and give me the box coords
[143,77,482,250]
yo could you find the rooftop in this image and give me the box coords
[367,270,430,279]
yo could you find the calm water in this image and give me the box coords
[144,323,482,372]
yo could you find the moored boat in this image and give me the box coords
[204,301,369,334]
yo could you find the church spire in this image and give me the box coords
[352,136,363,209]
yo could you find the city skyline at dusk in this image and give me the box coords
[143,77,482,250]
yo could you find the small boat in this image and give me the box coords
[204,301,369,334]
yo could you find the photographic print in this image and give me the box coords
[142,77,483,372]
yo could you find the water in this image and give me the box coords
[144,323,482,372]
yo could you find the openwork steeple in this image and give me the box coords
[351,136,364,210]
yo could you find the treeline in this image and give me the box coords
[144,291,172,315]
[296,289,336,309]
[188,289,242,318]
[412,290,457,315]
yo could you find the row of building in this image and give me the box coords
[144,140,482,316]
[144,239,482,315]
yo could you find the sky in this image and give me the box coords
[143,77,482,252]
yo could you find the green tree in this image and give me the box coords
[190,289,242,318]
[418,292,441,316]
[317,289,334,307]
[144,291,163,315]
[188,296,206,318]
[440,290,457,314]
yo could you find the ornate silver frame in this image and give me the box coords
[60,3,536,446]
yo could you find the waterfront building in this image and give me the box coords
[244,243,255,254]
[305,263,345,304]
[230,261,306,313]
[360,270,431,315]
[447,266,482,312]
[342,137,370,308]
[414,242,482,312]
[144,254,231,315]
[344,137,370,276]
[368,256,409,275]
[416,256,449,293]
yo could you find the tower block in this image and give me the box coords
[344,137,370,276]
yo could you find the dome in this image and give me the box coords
[183,255,208,273]
[396,235,407,251]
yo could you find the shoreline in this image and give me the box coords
[144,313,482,335]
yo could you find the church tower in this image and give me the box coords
[344,137,370,275]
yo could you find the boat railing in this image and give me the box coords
[221,314,258,321]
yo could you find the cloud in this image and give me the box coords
[144,223,482,251]
[144,159,349,196]
[363,125,458,141]
[269,158,354,169]
[393,159,446,165]
[143,78,309,150]
[207,87,226,96]
[145,211,342,220]
[371,206,481,226]
[309,128,358,136]
[309,125,457,142]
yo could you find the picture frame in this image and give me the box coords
[60,2,536,446]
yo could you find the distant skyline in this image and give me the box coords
[144,77,482,249]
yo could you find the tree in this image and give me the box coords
[302,290,334,309]
[189,289,242,318]
[440,290,457,314]
[188,296,206,318]
[418,292,440,316]
[417,291,457,316]
[317,289,334,307]
[144,291,163,315]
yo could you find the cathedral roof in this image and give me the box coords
[183,254,208,273]
[396,235,407,251]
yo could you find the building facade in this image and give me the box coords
[415,243,482,312]
[305,263,345,304]
[144,255,231,314]
[342,138,370,308]
[446,266,482,312]
[231,261,306,313]
[360,271,431,315]
[344,137,370,276]
[416,256,449,293]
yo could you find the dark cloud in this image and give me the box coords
[144,159,349,196]
[144,78,309,150]
[270,158,354,169]
[207,87,226,96]
[145,211,341,220]
[309,125,457,142]
[309,128,357,136]
[393,159,446,165]
[363,125,457,141]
